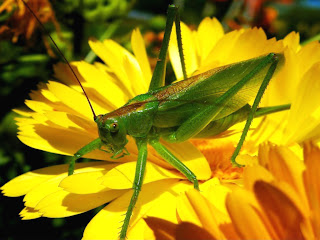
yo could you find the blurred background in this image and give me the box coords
[0,0,320,239]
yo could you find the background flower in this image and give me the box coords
[146,142,320,240]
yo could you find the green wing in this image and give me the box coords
[152,54,284,128]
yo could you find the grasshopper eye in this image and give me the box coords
[109,123,119,132]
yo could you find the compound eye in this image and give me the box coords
[109,122,119,133]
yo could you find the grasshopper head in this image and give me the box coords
[95,115,128,158]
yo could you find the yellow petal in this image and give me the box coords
[47,81,105,119]
[161,141,211,180]
[195,17,224,65]
[177,188,229,239]
[297,41,320,78]
[89,39,138,97]
[76,61,128,109]
[25,99,54,113]
[285,62,320,143]
[128,218,151,240]
[145,217,215,240]
[20,207,42,220]
[282,31,300,52]
[144,217,177,240]
[83,179,178,240]
[145,182,191,223]
[59,163,119,194]
[267,145,307,205]
[18,124,105,159]
[13,108,33,117]
[139,182,196,239]
[131,28,151,89]
[53,62,84,88]
[226,188,272,239]
[201,178,232,215]
[35,188,126,218]
[1,162,103,197]
[102,161,182,189]
[176,222,216,240]
[122,54,146,96]
[44,111,96,134]
[254,181,305,240]
[169,22,197,79]
[22,163,113,208]
[303,142,320,237]
[243,165,274,191]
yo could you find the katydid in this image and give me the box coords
[22,1,290,239]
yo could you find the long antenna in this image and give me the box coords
[21,0,97,120]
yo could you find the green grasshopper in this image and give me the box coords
[23,1,290,239]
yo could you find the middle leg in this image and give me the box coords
[149,139,199,190]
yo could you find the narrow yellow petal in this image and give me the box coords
[13,108,33,117]
[268,145,307,206]
[25,100,54,114]
[131,28,152,88]
[169,22,198,80]
[226,188,272,239]
[44,111,96,134]
[76,61,128,109]
[122,54,146,96]
[89,39,137,97]
[303,142,320,237]
[53,62,85,88]
[47,81,105,119]
[254,181,305,240]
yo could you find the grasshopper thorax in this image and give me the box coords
[95,115,128,157]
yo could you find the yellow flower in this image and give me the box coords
[146,142,320,239]
[2,28,213,239]
[227,142,320,239]
[2,16,320,240]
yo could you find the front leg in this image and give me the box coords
[149,139,199,190]
[68,138,103,175]
[120,138,148,240]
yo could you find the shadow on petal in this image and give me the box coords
[145,217,215,240]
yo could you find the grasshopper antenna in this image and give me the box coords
[21,0,97,120]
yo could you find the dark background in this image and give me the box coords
[1,0,320,239]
